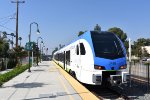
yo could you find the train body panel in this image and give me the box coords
[53,31,129,85]
[94,57,126,70]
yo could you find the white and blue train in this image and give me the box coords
[53,31,129,86]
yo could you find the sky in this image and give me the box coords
[0,0,150,54]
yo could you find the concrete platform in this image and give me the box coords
[0,61,82,100]
[0,61,99,100]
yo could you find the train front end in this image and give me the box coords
[91,31,129,86]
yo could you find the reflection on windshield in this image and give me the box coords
[91,31,124,59]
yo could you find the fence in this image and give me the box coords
[127,61,150,93]
[0,57,30,71]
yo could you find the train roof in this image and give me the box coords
[54,31,116,53]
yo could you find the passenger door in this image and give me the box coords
[79,42,86,74]
[75,44,81,78]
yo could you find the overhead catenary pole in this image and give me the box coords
[129,38,132,87]
[11,0,25,48]
[129,38,131,62]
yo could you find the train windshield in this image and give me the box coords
[91,31,124,59]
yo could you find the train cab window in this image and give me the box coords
[91,31,124,59]
[76,45,79,55]
[80,43,86,55]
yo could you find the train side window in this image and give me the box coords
[76,45,79,55]
[80,43,86,55]
[58,54,60,61]
[66,50,70,65]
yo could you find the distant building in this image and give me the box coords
[142,46,150,54]
[42,55,52,61]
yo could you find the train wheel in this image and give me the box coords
[69,70,76,79]
[69,70,72,75]
[72,72,76,79]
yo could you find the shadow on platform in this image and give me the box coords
[24,92,88,100]
[3,82,50,89]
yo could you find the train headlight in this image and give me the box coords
[119,65,127,69]
[94,65,105,70]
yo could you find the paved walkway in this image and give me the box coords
[0,61,82,100]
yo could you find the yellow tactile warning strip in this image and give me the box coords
[53,61,99,100]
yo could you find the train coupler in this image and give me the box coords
[110,75,122,86]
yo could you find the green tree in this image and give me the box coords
[0,33,10,70]
[94,24,101,32]
[108,27,127,43]
[1,31,7,38]
[78,24,101,36]
[78,31,84,37]
[7,49,17,69]
[132,38,150,58]
[13,46,28,66]
[32,42,38,56]
[133,46,142,58]
[59,44,65,49]
[1,40,9,57]
[135,38,150,46]
[143,48,149,57]
[108,27,128,51]
[0,32,8,53]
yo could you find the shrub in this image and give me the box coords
[7,59,17,69]
[144,62,150,66]
[0,80,2,86]
[0,64,29,87]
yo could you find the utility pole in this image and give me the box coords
[11,0,25,48]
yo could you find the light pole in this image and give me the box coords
[37,37,43,66]
[42,45,45,61]
[40,41,42,62]
[11,33,15,47]
[10,40,14,48]
[28,22,40,72]
[41,42,45,61]
[18,37,22,46]
[2,32,16,48]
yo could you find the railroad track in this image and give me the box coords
[131,75,149,83]
[86,76,149,100]
[84,84,129,100]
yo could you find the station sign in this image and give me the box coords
[25,42,34,51]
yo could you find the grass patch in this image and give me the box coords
[0,64,29,87]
